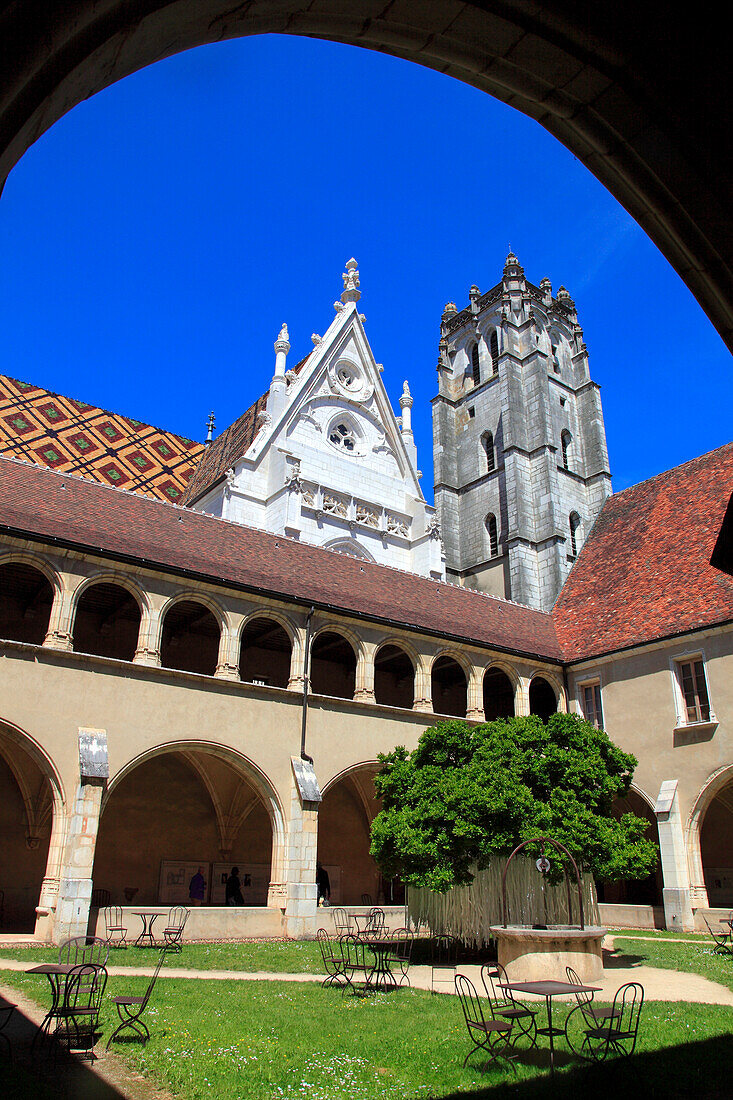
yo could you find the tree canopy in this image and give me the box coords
[370,714,658,893]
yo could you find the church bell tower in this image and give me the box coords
[432,252,612,611]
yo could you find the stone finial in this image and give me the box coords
[469,284,480,299]
[503,249,524,278]
[557,285,573,304]
[442,302,457,318]
[274,322,290,354]
[204,411,216,446]
[399,380,413,408]
[311,333,322,346]
[340,257,361,304]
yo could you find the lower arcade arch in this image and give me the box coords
[595,787,663,908]
[93,745,282,907]
[0,720,61,932]
[318,764,403,906]
[699,773,733,908]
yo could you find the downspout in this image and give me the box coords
[300,606,315,763]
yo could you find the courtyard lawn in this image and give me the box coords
[607,934,733,992]
[1,968,732,1100]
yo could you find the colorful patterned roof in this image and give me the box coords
[0,374,204,505]
[554,443,733,660]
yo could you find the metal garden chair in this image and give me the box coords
[106,949,167,1049]
[563,964,622,1053]
[361,893,373,905]
[331,907,350,936]
[316,929,348,988]
[431,933,460,994]
[102,905,128,948]
[365,907,386,936]
[54,963,108,1061]
[339,934,375,995]
[162,906,189,952]
[703,916,733,955]
[58,936,110,967]
[578,981,644,1062]
[386,927,415,987]
[454,973,513,1067]
[481,963,538,1047]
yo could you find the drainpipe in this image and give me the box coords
[300,606,315,764]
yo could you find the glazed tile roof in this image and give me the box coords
[0,456,562,661]
[554,443,733,661]
[0,374,203,504]
[182,354,312,505]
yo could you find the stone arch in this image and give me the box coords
[70,573,146,662]
[97,740,286,905]
[596,782,663,908]
[687,765,733,909]
[431,649,470,718]
[309,623,362,700]
[322,538,376,563]
[373,638,417,709]
[158,591,227,676]
[482,661,517,720]
[0,550,62,598]
[528,673,561,721]
[238,609,297,689]
[0,556,57,645]
[319,761,399,905]
[0,718,66,934]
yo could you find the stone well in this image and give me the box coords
[490,924,607,982]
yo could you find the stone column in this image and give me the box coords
[215,619,240,681]
[34,795,67,942]
[412,655,433,712]
[55,729,109,942]
[353,641,376,703]
[654,779,695,931]
[466,665,484,721]
[283,757,321,939]
[287,625,306,692]
[43,581,75,651]
[133,606,161,666]
[514,675,531,716]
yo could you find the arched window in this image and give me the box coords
[484,431,495,473]
[471,343,481,386]
[489,329,499,375]
[569,512,581,558]
[561,430,572,470]
[486,513,499,557]
[328,422,356,451]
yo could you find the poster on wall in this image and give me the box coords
[158,861,212,905]
[211,863,270,906]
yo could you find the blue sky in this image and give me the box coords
[0,34,729,496]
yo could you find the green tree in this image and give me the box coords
[370,714,658,892]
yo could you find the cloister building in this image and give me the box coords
[0,257,731,942]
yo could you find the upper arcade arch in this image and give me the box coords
[0,5,729,352]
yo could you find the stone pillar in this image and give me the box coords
[215,621,240,681]
[34,798,66,942]
[288,625,306,692]
[515,675,531,716]
[354,642,376,703]
[283,757,321,939]
[133,606,161,666]
[412,656,433,712]
[466,665,484,721]
[55,729,109,942]
[654,779,695,931]
[44,582,75,650]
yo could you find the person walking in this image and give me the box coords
[189,866,206,906]
[316,861,330,906]
[225,866,245,906]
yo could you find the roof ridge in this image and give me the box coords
[0,452,546,615]
[610,440,733,499]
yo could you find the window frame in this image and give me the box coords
[471,342,481,386]
[670,651,717,729]
[486,513,499,557]
[578,678,604,729]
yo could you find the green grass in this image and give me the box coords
[0,939,324,973]
[606,935,733,992]
[2,968,733,1100]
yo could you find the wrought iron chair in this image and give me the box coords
[703,916,733,955]
[316,929,348,988]
[386,927,415,987]
[339,934,375,995]
[102,906,128,948]
[431,933,460,994]
[58,936,110,967]
[361,893,373,905]
[106,949,167,1049]
[564,964,622,1053]
[54,963,108,1061]
[331,907,350,936]
[162,906,189,952]
[481,963,538,1047]
[454,973,513,1067]
[578,981,644,1062]
[0,994,15,1060]
[365,907,386,936]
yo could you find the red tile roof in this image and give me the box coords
[0,374,203,504]
[554,443,733,661]
[0,456,562,661]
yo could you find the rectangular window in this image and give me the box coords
[581,682,603,729]
[676,658,711,723]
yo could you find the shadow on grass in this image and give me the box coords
[602,948,646,968]
[445,1034,733,1099]
[1,997,126,1100]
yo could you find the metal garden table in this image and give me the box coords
[499,978,601,1072]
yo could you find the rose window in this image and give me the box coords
[337,366,357,389]
[329,423,356,451]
